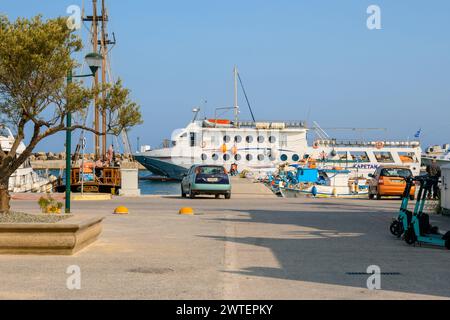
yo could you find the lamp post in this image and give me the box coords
[65,52,103,213]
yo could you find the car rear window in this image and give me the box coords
[380,168,412,178]
[195,166,225,175]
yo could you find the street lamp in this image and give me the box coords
[65,52,103,213]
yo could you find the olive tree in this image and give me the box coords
[0,15,142,212]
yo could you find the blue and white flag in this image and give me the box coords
[414,129,422,138]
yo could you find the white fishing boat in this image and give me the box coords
[0,126,54,193]
[135,68,422,180]
[279,168,369,198]
[422,144,450,167]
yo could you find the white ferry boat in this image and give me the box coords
[0,126,53,193]
[135,69,422,180]
[422,144,450,167]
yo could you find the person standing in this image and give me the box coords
[426,159,441,199]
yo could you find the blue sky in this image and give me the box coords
[2,0,450,152]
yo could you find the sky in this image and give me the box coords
[1,0,450,152]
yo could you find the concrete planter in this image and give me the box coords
[0,215,104,255]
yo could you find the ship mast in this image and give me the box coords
[83,0,115,161]
[233,66,239,124]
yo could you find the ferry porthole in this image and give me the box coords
[269,136,276,143]
[246,136,253,143]
[280,154,288,161]
[234,135,242,143]
[313,141,319,149]
[292,154,300,162]
[257,136,265,143]
[212,153,219,161]
[223,135,231,143]
[257,154,265,161]
[234,154,241,161]
[246,154,253,161]
[201,154,207,161]
[223,154,230,161]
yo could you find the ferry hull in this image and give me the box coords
[134,155,188,180]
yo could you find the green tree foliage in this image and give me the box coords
[0,15,142,212]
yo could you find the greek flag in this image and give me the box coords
[414,129,421,138]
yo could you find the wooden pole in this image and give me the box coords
[101,0,107,159]
[93,0,100,160]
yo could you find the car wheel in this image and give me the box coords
[225,193,231,199]
[368,193,374,200]
[215,194,220,199]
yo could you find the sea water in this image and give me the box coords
[38,169,180,195]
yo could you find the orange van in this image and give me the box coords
[368,165,415,200]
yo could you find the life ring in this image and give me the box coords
[375,141,384,149]
[313,141,320,149]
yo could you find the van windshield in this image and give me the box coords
[196,166,225,175]
[380,168,412,178]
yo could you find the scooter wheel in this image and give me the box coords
[390,221,402,237]
[404,229,416,245]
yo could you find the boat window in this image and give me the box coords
[189,132,196,147]
[398,152,416,163]
[349,151,370,163]
[374,151,394,163]
[246,135,253,143]
[171,141,177,147]
[292,154,300,162]
[223,154,230,161]
[223,135,231,143]
[246,154,253,161]
[257,136,265,143]
[234,154,242,161]
[257,154,265,161]
[280,154,288,161]
[212,153,219,161]
[269,136,276,143]
[201,154,207,161]
[234,135,242,143]
[180,133,187,138]
[335,151,348,161]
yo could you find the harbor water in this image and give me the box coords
[38,169,180,195]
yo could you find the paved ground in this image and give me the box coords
[2,193,450,299]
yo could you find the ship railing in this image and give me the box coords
[314,139,421,147]
[236,121,307,128]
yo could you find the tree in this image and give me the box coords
[0,15,143,213]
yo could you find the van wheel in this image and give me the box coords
[225,193,231,199]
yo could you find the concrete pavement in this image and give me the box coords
[1,195,450,299]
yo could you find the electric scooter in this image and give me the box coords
[403,176,450,249]
[390,176,424,237]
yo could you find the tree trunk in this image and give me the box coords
[0,183,10,213]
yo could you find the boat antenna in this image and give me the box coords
[233,66,239,124]
[237,70,256,123]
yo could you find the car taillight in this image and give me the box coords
[378,178,384,185]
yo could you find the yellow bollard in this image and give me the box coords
[179,207,194,215]
[114,206,129,215]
